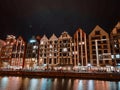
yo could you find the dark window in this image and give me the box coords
[104,50,108,53]
[102,36,106,39]
[117,29,120,33]
[98,50,102,54]
[44,59,46,64]
[92,51,96,54]
[92,55,96,59]
[95,31,100,35]
[103,41,107,44]
[103,45,107,49]
[98,46,102,49]
[92,41,95,44]
[49,59,52,64]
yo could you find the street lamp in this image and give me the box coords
[95,39,109,66]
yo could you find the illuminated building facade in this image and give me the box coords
[89,25,112,66]
[25,36,39,69]
[11,36,25,69]
[58,31,73,66]
[47,34,58,66]
[0,39,6,55]
[110,22,120,65]
[0,35,16,68]
[73,28,88,66]
[0,39,6,67]
[39,35,49,66]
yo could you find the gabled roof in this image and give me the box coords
[59,31,71,39]
[115,22,120,29]
[49,34,58,41]
[89,25,108,36]
[40,35,48,42]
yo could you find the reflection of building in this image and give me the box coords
[11,36,25,69]
[25,36,39,69]
[73,28,88,66]
[110,22,120,65]
[48,34,58,66]
[0,35,16,68]
[89,25,112,66]
[58,31,73,66]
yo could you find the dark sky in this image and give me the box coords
[0,0,120,41]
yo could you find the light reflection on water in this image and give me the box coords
[0,76,120,90]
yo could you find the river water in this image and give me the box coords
[0,76,120,90]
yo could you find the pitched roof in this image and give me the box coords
[40,35,48,42]
[49,34,58,41]
[59,31,71,39]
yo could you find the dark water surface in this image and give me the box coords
[0,76,120,90]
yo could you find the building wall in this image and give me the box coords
[58,31,73,66]
[110,22,120,65]
[25,36,39,69]
[73,28,88,66]
[89,25,112,66]
[0,35,16,68]
[39,35,49,66]
[47,34,58,66]
[11,36,25,69]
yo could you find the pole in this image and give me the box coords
[95,40,99,66]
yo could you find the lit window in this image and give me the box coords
[33,46,38,49]
[40,41,43,45]
[116,54,120,58]
[62,48,68,52]
[49,45,52,48]
[49,53,52,57]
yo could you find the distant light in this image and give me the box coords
[87,63,91,67]
[33,45,38,49]
[29,40,36,43]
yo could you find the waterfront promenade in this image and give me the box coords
[0,69,120,81]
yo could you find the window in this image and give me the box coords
[98,50,102,54]
[92,51,96,54]
[103,45,107,49]
[98,46,102,49]
[92,41,95,44]
[103,41,107,44]
[95,31,100,35]
[104,50,108,53]
[102,36,106,39]
[92,55,96,59]
[117,29,120,33]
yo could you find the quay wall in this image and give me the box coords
[0,71,120,81]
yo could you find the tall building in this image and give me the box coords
[25,36,39,69]
[0,35,16,68]
[58,31,73,66]
[0,39,6,54]
[0,39,6,67]
[39,35,49,66]
[48,34,58,66]
[11,36,25,69]
[89,25,112,66]
[73,28,88,66]
[110,22,120,65]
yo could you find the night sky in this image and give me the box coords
[0,0,120,41]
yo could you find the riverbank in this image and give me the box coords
[0,70,120,81]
